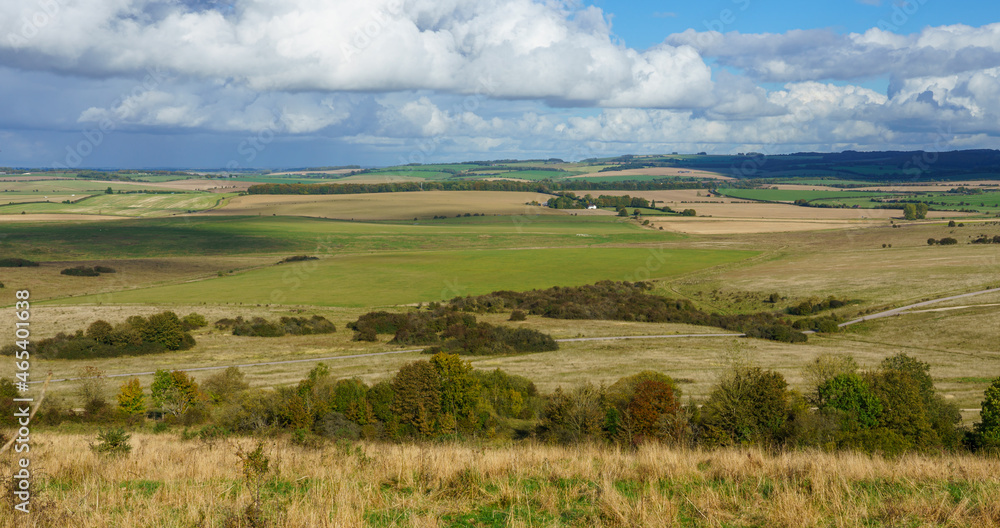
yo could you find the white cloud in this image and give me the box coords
[667,24,1000,82]
[0,0,715,108]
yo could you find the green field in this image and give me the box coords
[59,246,755,307]
[772,178,881,186]
[0,192,234,217]
[0,215,677,260]
[812,190,1000,214]
[718,188,898,202]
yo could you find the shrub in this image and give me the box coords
[203,367,250,403]
[817,373,882,430]
[927,238,937,245]
[278,255,318,264]
[0,258,39,267]
[969,377,1000,451]
[233,317,285,337]
[93,265,116,273]
[90,428,132,456]
[700,367,791,447]
[181,313,208,330]
[391,361,442,437]
[117,378,146,417]
[508,309,527,321]
[61,266,100,276]
[939,237,958,245]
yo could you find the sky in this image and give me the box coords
[0,0,998,169]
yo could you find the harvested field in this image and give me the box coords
[648,218,878,234]
[208,191,562,220]
[105,178,254,192]
[569,167,732,179]
[649,201,972,220]
[0,213,129,222]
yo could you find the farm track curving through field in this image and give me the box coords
[838,286,1000,328]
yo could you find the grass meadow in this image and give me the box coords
[2,188,1000,527]
[4,434,1000,527]
[0,192,234,217]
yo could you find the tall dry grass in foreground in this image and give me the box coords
[3,433,1000,527]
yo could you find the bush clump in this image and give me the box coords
[447,281,809,343]
[61,266,101,276]
[221,315,336,337]
[1,311,196,359]
[278,255,319,264]
[0,258,39,267]
[347,309,557,355]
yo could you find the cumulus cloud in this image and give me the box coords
[77,84,352,133]
[667,24,1000,82]
[0,0,714,108]
[1,1,999,165]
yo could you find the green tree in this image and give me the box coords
[867,370,937,450]
[105,186,113,194]
[202,366,250,403]
[701,366,791,446]
[391,360,441,437]
[430,352,481,432]
[142,312,189,350]
[151,369,203,417]
[915,202,929,219]
[903,203,917,220]
[117,378,146,417]
[970,377,1000,450]
[816,373,882,430]
[85,320,114,344]
[880,353,960,448]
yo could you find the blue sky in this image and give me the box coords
[0,0,998,168]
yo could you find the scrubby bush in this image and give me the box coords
[61,266,100,276]
[447,281,809,343]
[0,258,39,267]
[225,315,336,337]
[0,312,195,359]
[700,366,791,447]
[90,428,132,456]
[181,313,208,330]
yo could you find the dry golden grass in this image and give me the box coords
[648,218,879,234]
[207,191,562,220]
[4,433,1000,527]
[108,179,253,193]
[0,256,275,301]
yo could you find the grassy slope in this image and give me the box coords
[13,434,1000,527]
[0,192,233,217]
[57,246,754,306]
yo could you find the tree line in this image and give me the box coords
[246,179,711,196]
[9,351,1000,457]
